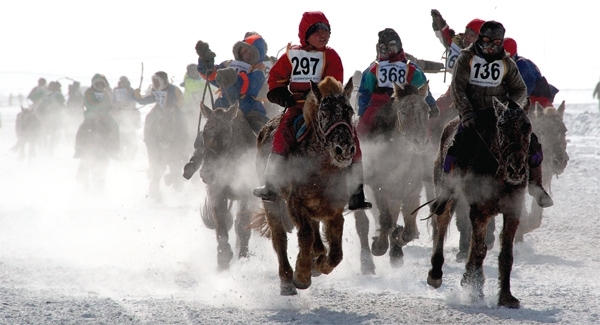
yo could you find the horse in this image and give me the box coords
[353,82,432,274]
[143,104,188,202]
[74,111,120,192]
[250,76,356,295]
[515,100,568,241]
[12,106,41,161]
[197,101,260,270]
[427,98,532,308]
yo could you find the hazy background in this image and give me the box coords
[1,0,597,99]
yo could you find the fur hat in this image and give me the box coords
[465,18,485,34]
[378,28,402,49]
[503,37,517,57]
[118,76,130,87]
[91,73,109,91]
[232,34,267,65]
[152,71,169,91]
[479,21,505,41]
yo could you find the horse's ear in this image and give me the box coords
[343,77,353,100]
[200,101,213,119]
[557,100,566,118]
[310,80,322,102]
[224,102,239,120]
[418,80,429,98]
[492,97,505,116]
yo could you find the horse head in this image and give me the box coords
[198,101,239,185]
[304,76,356,169]
[532,101,569,176]
[493,98,532,186]
[391,81,431,153]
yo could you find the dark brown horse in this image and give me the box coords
[428,98,532,308]
[198,101,260,270]
[251,76,355,295]
[516,101,568,241]
[12,106,41,161]
[353,82,431,274]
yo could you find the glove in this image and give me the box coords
[267,87,296,108]
[429,105,440,118]
[195,40,216,72]
[431,9,447,32]
[216,68,238,88]
[460,110,475,128]
[133,88,141,98]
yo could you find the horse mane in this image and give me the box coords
[303,76,344,129]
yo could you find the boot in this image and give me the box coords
[528,164,553,208]
[347,162,372,210]
[253,153,285,202]
[183,132,205,180]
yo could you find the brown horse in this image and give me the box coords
[198,101,260,270]
[516,101,568,241]
[12,106,41,161]
[251,76,355,295]
[428,98,532,308]
[353,82,431,274]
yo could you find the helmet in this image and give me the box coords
[503,37,517,57]
[465,18,485,34]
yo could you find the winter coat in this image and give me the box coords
[451,44,527,117]
[83,87,113,119]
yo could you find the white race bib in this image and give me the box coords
[153,90,167,107]
[227,60,251,73]
[377,61,409,88]
[94,91,104,101]
[446,43,462,71]
[114,88,129,102]
[288,49,324,83]
[468,56,505,87]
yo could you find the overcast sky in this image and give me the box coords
[2,0,596,95]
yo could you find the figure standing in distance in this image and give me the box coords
[593,78,600,112]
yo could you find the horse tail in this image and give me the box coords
[249,208,271,238]
[201,196,217,229]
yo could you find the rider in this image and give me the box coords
[182,33,270,180]
[430,20,554,215]
[430,10,485,118]
[503,37,559,110]
[252,11,372,211]
[74,73,119,159]
[356,28,437,137]
[27,77,48,106]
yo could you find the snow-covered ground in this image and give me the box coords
[1,90,599,324]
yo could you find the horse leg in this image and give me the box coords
[354,209,375,275]
[235,198,253,259]
[387,200,404,267]
[455,199,471,262]
[314,214,344,276]
[211,190,234,271]
[461,210,491,301]
[428,200,454,288]
[264,200,296,295]
[485,216,496,250]
[371,195,392,256]
[311,219,326,277]
[399,192,421,244]
[498,210,521,308]
[292,209,315,290]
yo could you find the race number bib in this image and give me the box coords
[288,49,324,83]
[93,91,104,101]
[114,88,129,102]
[445,43,462,71]
[377,61,408,88]
[469,56,505,87]
[227,60,251,73]
[153,90,167,107]
[263,58,274,77]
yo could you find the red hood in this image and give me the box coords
[298,11,330,47]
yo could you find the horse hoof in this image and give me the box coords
[498,293,520,309]
[390,226,406,247]
[456,251,467,263]
[280,281,298,296]
[389,244,404,268]
[427,275,443,289]
[360,250,376,275]
[371,236,389,256]
[311,269,322,277]
[292,276,311,290]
